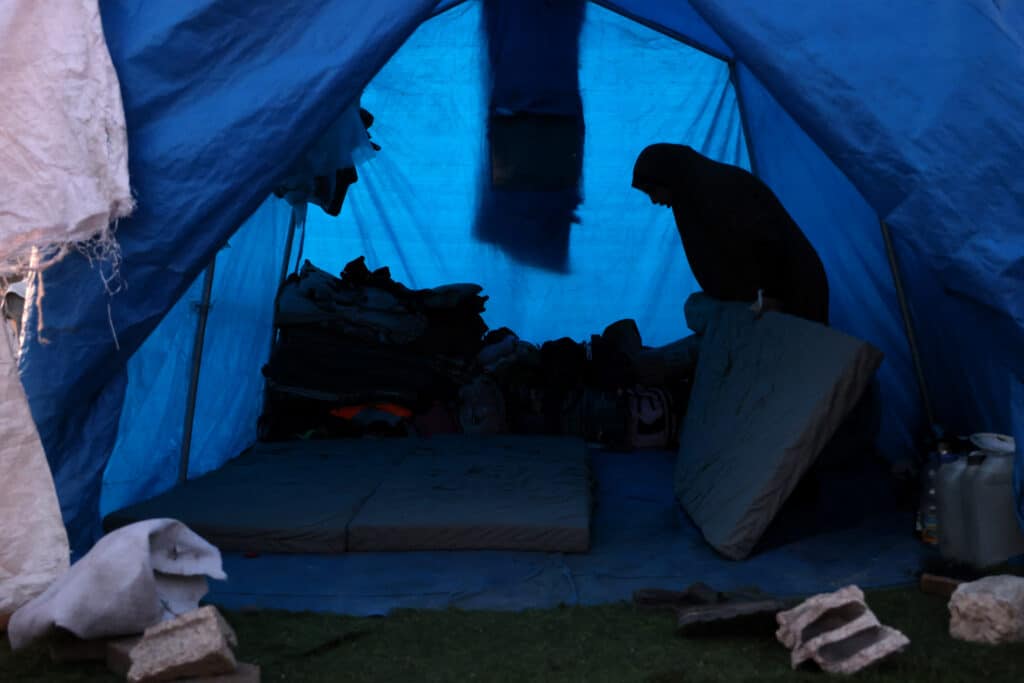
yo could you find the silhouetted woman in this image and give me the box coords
[632,144,829,325]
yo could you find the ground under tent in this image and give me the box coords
[17,0,1024,617]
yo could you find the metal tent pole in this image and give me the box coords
[271,206,300,353]
[278,206,299,290]
[729,62,758,177]
[258,206,301,438]
[178,257,217,484]
[879,219,937,428]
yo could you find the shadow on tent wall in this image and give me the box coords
[472,0,586,272]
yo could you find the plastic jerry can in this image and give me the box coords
[962,450,1024,569]
[936,453,968,561]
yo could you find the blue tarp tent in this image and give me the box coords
[19,0,1024,570]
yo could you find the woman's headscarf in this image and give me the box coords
[631,143,703,199]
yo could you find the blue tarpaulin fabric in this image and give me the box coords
[101,200,289,517]
[17,0,1024,552]
[595,0,732,61]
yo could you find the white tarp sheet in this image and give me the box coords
[8,519,225,649]
[0,0,132,619]
[0,319,69,618]
[0,0,132,275]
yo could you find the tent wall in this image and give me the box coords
[20,0,440,549]
[1006,0,1024,39]
[734,64,919,461]
[303,1,749,346]
[594,0,732,61]
[101,200,288,517]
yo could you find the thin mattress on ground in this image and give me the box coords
[104,436,592,554]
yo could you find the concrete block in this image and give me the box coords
[127,606,237,683]
[106,636,142,677]
[950,575,1024,645]
[776,585,909,674]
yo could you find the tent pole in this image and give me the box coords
[879,219,936,428]
[259,206,300,437]
[729,62,758,176]
[272,206,299,352]
[178,257,217,484]
[278,206,299,288]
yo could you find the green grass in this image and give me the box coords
[4,588,1024,682]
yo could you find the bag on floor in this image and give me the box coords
[624,387,676,449]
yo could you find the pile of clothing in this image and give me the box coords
[260,258,487,439]
[260,257,697,449]
[468,320,698,450]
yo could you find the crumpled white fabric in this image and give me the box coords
[0,0,132,275]
[0,318,69,619]
[8,519,226,650]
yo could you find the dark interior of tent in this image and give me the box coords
[19,0,1024,617]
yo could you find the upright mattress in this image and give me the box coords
[104,436,592,554]
[676,299,883,560]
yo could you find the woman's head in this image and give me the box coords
[631,143,700,207]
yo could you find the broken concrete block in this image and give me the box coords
[809,625,910,675]
[776,585,909,675]
[211,606,239,650]
[776,586,867,650]
[106,636,142,678]
[177,662,261,683]
[949,575,1024,645]
[127,606,237,683]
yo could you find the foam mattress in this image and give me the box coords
[676,298,883,560]
[104,436,592,554]
[348,436,592,552]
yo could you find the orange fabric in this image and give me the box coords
[330,403,413,420]
[376,403,413,418]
